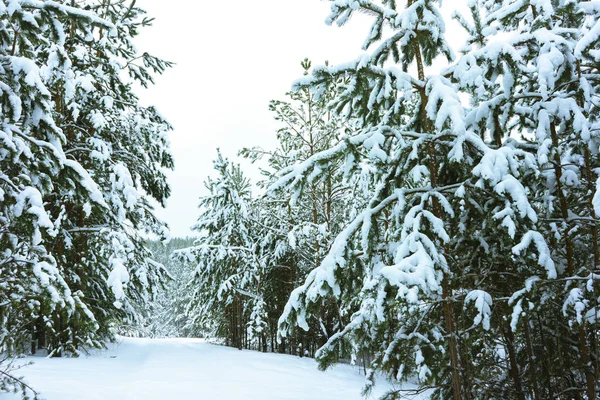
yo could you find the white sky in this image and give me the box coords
[133,1,466,237]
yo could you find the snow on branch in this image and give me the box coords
[17,0,115,31]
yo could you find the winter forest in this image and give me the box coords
[1,0,600,399]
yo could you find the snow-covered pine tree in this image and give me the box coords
[268,0,545,398]
[272,1,600,398]
[452,1,600,397]
[0,1,109,394]
[0,0,106,357]
[179,151,265,350]
[242,59,356,356]
[144,237,196,338]
[36,0,174,355]
[271,1,473,397]
[0,0,173,372]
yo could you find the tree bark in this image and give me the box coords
[501,320,526,400]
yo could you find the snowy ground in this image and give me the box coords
[0,337,419,400]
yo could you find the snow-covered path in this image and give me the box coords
[2,337,399,400]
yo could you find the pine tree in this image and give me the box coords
[179,151,264,350]
[242,59,355,356]
[272,2,473,397]
[453,1,600,397]
[0,1,173,385]
[271,1,600,398]
[36,0,174,355]
[144,237,196,338]
[1,0,107,359]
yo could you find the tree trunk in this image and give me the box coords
[550,122,596,399]
[442,279,462,400]
[501,320,526,400]
[524,321,541,400]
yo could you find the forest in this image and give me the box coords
[1,0,600,399]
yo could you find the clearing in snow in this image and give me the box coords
[1,337,410,400]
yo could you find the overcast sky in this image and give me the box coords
[133,1,465,238]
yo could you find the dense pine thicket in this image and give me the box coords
[181,1,600,399]
[144,237,194,338]
[177,61,356,355]
[0,0,172,397]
